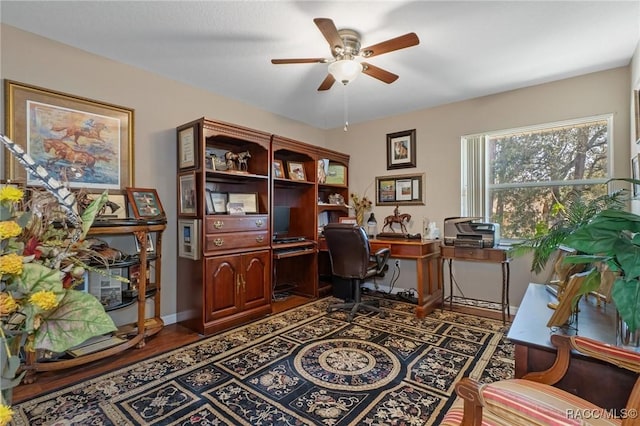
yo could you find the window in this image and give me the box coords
[462,115,612,240]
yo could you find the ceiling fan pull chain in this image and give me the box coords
[343,85,349,132]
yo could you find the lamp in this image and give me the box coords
[328,59,363,85]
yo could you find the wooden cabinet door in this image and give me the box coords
[241,250,270,310]
[204,255,242,322]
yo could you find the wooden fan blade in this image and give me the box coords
[360,33,419,58]
[271,58,326,64]
[314,18,344,51]
[317,74,336,91]
[361,63,399,84]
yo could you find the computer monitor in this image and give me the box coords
[273,206,290,240]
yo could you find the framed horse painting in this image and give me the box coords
[3,80,134,191]
[375,173,425,206]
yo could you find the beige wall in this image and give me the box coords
[1,24,635,320]
[326,66,631,305]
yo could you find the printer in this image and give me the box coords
[444,217,500,248]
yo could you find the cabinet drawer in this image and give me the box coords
[453,247,490,260]
[205,231,269,251]
[205,215,267,234]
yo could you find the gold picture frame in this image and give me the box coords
[287,161,306,181]
[4,80,134,190]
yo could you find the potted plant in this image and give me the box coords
[562,207,640,333]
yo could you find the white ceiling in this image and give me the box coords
[2,1,639,130]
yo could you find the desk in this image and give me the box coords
[319,238,442,318]
[440,245,510,323]
[507,283,637,411]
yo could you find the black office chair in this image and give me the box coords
[323,223,391,321]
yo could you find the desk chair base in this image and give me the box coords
[328,289,385,322]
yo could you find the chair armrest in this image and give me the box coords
[521,333,573,385]
[454,377,484,426]
[570,335,640,373]
[372,247,391,275]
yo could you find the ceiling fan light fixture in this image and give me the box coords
[328,59,363,85]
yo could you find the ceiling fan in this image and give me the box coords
[271,18,420,91]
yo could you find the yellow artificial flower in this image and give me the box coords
[0,404,13,426]
[0,186,23,203]
[0,253,23,275]
[0,220,22,239]
[0,292,18,316]
[29,290,59,311]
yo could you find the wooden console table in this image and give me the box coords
[507,283,637,411]
[440,245,511,323]
[319,238,442,318]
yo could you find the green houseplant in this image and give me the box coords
[562,207,640,333]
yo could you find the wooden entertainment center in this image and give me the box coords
[508,283,638,411]
[175,118,351,335]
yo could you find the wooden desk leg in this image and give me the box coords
[500,261,510,324]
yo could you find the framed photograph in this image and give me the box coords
[387,129,416,170]
[376,173,425,206]
[126,187,165,218]
[134,233,154,253]
[632,155,640,198]
[210,192,228,213]
[227,202,245,215]
[273,159,285,178]
[287,162,306,181]
[78,192,127,220]
[178,125,196,169]
[228,192,258,213]
[178,219,200,260]
[339,217,358,224]
[317,159,329,184]
[4,80,134,190]
[205,190,215,214]
[88,268,125,307]
[178,172,197,216]
[325,163,346,185]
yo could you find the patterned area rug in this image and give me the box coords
[12,297,514,425]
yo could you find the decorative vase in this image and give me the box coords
[356,210,364,227]
[616,311,640,348]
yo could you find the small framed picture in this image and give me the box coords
[273,159,285,178]
[387,129,417,170]
[79,192,128,220]
[178,219,200,260]
[227,202,245,215]
[326,163,346,185]
[178,172,197,216]
[126,187,165,219]
[88,268,125,307]
[339,216,358,224]
[228,192,258,213]
[134,233,154,253]
[205,190,215,214]
[288,162,306,181]
[178,126,197,169]
[210,192,228,214]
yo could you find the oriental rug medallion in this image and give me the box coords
[12,298,514,425]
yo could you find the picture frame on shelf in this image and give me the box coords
[178,219,200,260]
[325,163,346,185]
[88,268,125,307]
[228,192,258,213]
[317,159,329,184]
[78,192,128,220]
[126,187,165,218]
[227,202,245,215]
[210,192,228,213]
[178,125,197,169]
[273,159,285,178]
[339,217,358,224]
[4,80,134,190]
[386,129,416,170]
[375,173,425,206]
[205,190,215,214]
[178,172,197,216]
[287,161,306,181]
[133,233,154,253]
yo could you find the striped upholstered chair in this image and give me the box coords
[442,334,640,426]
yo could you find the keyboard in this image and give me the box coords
[273,237,306,243]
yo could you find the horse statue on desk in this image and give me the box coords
[382,206,411,234]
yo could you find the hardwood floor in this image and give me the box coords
[12,295,312,404]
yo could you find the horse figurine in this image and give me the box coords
[236,151,251,171]
[382,206,412,233]
[224,150,251,172]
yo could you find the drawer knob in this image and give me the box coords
[214,220,224,229]
[256,235,264,242]
[214,238,224,247]
[255,219,263,227]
